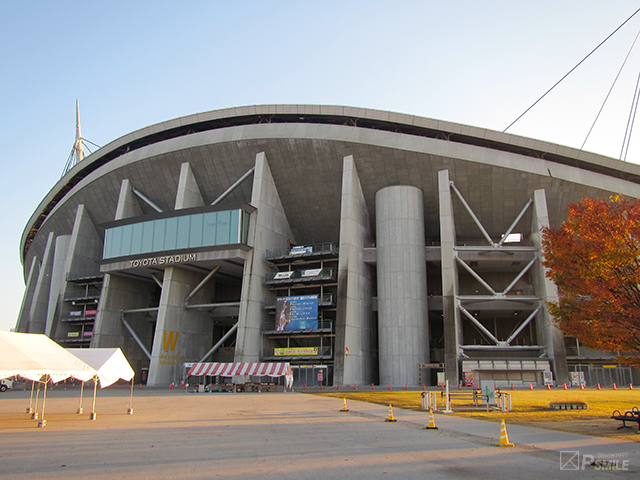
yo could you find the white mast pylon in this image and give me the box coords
[72,99,85,163]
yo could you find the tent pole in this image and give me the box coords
[90,377,97,420]
[32,382,40,419]
[27,380,35,414]
[77,381,85,414]
[38,376,48,427]
[128,375,134,415]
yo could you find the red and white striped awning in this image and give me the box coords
[187,362,291,377]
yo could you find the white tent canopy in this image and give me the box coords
[0,331,96,383]
[67,348,135,388]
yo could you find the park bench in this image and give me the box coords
[611,406,640,431]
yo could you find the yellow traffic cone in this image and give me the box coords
[497,419,514,447]
[340,398,349,412]
[425,409,438,430]
[386,404,397,422]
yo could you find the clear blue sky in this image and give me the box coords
[2,1,640,332]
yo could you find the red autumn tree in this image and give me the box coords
[541,196,640,367]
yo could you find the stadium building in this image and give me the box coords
[16,105,640,388]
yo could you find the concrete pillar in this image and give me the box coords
[27,232,57,334]
[45,235,71,338]
[531,188,569,384]
[335,155,375,385]
[438,170,461,386]
[63,204,103,278]
[115,179,143,220]
[175,162,205,209]
[236,152,295,362]
[376,185,429,386]
[15,256,41,332]
[147,266,214,386]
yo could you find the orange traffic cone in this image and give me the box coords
[389,384,392,390]
[563,383,567,390]
[337,384,340,390]
[425,409,438,430]
[597,383,601,390]
[613,383,617,390]
[529,383,533,390]
[340,398,349,412]
[630,384,634,390]
[497,419,515,447]
[354,383,357,390]
[580,384,585,390]
[546,384,551,390]
[372,383,375,390]
[386,405,397,422]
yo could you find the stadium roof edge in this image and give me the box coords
[20,104,640,264]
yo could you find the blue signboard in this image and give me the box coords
[275,295,319,331]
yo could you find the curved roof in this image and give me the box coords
[21,104,640,266]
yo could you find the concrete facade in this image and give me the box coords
[15,105,640,387]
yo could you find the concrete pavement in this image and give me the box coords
[0,388,637,479]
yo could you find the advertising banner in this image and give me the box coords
[463,371,475,387]
[274,347,318,356]
[275,295,318,331]
[274,271,294,279]
[290,246,313,255]
[302,268,322,277]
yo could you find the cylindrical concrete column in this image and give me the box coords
[376,185,429,386]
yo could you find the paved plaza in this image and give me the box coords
[0,387,637,479]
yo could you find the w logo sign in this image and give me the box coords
[162,330,179,352]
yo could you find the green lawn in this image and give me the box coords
[313,388,640,441]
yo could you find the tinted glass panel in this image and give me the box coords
[103,209,246,259]
[164,217,178,250]
[202,212,217,246]
[176,215,191,249]
[215,210,231,245]
[152,219,165,252]
[141,221,155,253]
[189,213,203,248]
[131,223,144,255]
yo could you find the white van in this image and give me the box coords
[0,378,13,392]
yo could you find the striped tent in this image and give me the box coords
[187,362,291,377]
